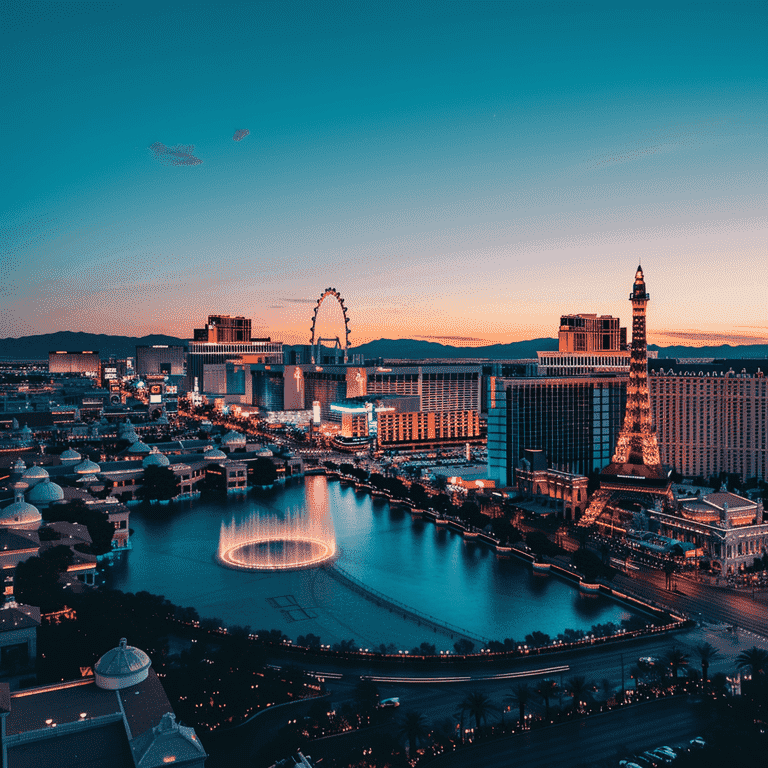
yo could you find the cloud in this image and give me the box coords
[149,142,202,166]
[233,129,250,142]
[415,334,488,343]
[653,330,768,345]
[280,297,316,304]
[268,305,284,309]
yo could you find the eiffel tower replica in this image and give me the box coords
[579,266,673,529]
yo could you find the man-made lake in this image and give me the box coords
[108,476,639,650]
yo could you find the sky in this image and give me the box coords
[2,0,766,347]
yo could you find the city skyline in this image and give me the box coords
[4,1,767,347]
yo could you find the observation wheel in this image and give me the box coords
[310,287,351,364]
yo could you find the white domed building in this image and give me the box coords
[59,447,82,465]
[220,430,246,450]
[203,447,227,461]
[0,483,42,531]
[73,458,101,476]
[142,448,170,468]
[95,637,152,690]
[127,441,151,456]
[3,637,208,767]
[27,477,65,509]
[20,464,49,488]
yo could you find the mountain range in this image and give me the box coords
[1,331,766,361]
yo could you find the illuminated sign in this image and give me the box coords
[149,394,162,403]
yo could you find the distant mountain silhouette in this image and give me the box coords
[2,332,767,362]
[351,338,768,361]
[350,338,558,360]
[0,331,188,360]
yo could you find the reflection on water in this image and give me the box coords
[110,475,637,641]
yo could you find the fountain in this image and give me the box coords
[216,505,337,571]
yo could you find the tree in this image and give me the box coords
[460,691,497,733]
[43,499,114,556]
[536,678,558,719]
[695,642,720,684]
[141,465,180,501]
[252,457,277,487]
[453,638,475,655]
[566,676,593,715]
[665,647,689,681]
[398,711,428,757]
[14,546,73,612]
[736,647,768,678]
[353,679,380,719]
[505,682,532,726]
[410,483,429,509]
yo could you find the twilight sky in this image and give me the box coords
[2,0,766,347]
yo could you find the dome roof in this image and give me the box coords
[95,638,151,690]
[0,500,42,529]
[60,447,82,462]
[27,478,65,504]
[21,465,49,485]
[22,464,48,480]
[128,441,151,454]
[143,451,170,468]
[123,431,139,444]
[221,430,245,444]
[74,459,101,474]
[20,425,32,436]
[203,448,227,460]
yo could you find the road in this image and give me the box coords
[612,566,768,637]
[429,696,703,768]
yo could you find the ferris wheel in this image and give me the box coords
[310,287,351,364]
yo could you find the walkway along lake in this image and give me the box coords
[107,476,642,650]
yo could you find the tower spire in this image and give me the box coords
[578,265,671,529]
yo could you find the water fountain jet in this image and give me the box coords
[216,505,337,571]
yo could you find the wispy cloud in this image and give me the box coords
[268,305,284,309]
[653,330,768,345]
[233,129,249,142]
[415,334,489,343]
[280,297,316,304]
[149,142,202,166]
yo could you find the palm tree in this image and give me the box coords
[505,682,532,727]
[460,691,497,734]
[398,710,429,758]
[736,646,768,678]
[665,647,689,682]
[535,678,558,720]
[695,642,720,684]
[566,676,593,715]
[599,678,614,704]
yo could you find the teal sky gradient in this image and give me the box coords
[3,1,766,345]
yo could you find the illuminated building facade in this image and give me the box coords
[558,313,626,353]
[649,360,768,481]
[580,266,673,528]
[377,409,480,449]
[48,350,100,375]
[486,375,626,487]
[652,489,767,575]
[135,344,186,376]
[193,314,252,342]
[187,340,282,393]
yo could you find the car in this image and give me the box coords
[378,697,400,708]
[649,749,676,763]
[689,736,706,749]
[638,656,663,666]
